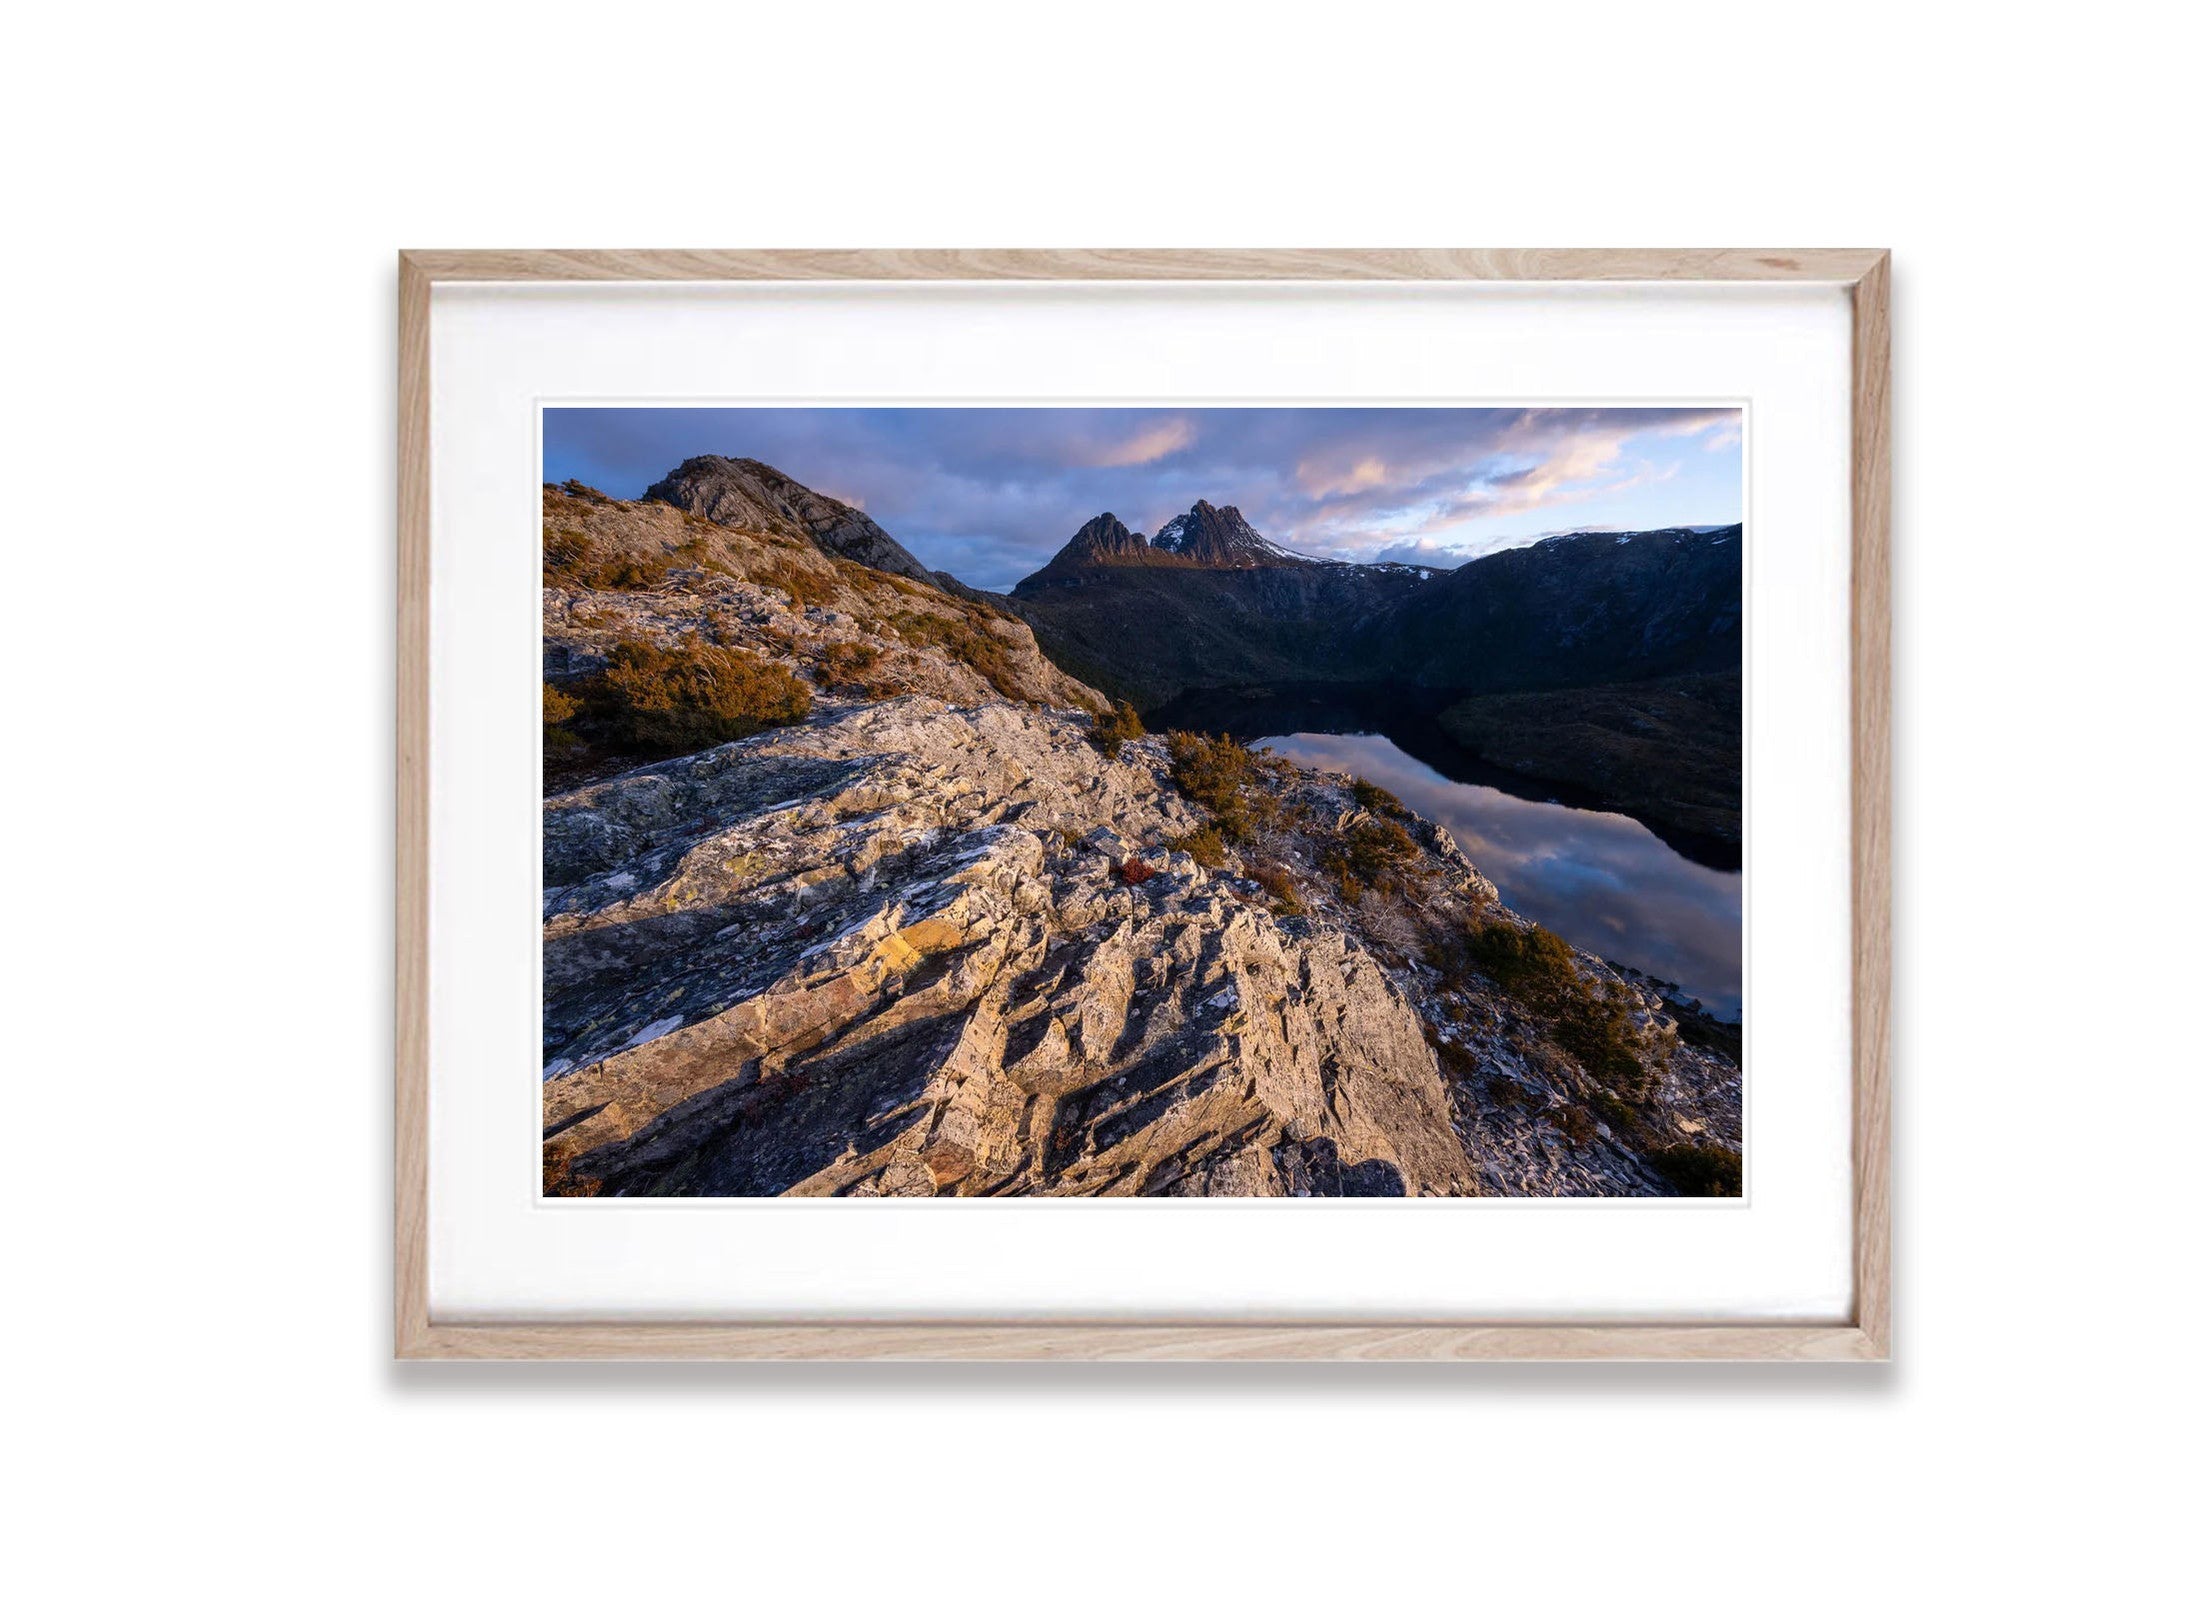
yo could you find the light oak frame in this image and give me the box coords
[397,249,1891,1360]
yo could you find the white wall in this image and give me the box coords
[9,3,2186,1593]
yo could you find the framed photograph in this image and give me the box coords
[398,249,1889,1359]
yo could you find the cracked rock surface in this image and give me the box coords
[544,699,1478,1197]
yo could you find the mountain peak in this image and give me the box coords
[1149,500,1289,566]
[1017,502,1321,592]
[644,455,936,585]
[1062,511,1148,561]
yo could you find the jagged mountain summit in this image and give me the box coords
[1152,500,1320,567]
[1017,501,1332,590]
[1053,511,1149,565]
[644,454,939,586]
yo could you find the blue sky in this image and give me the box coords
[545,406,1742,591]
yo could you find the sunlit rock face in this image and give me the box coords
[540,698,1482,1199]
[645,454,940,585]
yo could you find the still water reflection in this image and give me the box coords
[1258,731,1742,1019]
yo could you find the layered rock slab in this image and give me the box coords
[542,697,1478,1197]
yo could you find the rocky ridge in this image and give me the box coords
[543,482,1092,767]
[644,454,941,586]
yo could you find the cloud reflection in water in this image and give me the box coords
[1258,732,1742,1019]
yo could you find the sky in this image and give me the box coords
[544,406,1743,591]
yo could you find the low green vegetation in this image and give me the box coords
[1168,824,1226,869]
[756,554,841,610]
[544,523,678,592]
[543,683,583,752]
[570,634,812,754]
[545,525,591,570]
[1650,1142,1743,1198]
[1464,920,1665,1094]
[1088,701,1146,758]
[812,639,884,694]
[1164,730,1273,842]
[1465,920,1578,997]
[543,503,844,605]
[672,534,729,576]
[888,608,1031,702]
[1588,1091,1639,1135]
[1322,815,1421,902]
[849,565,937,602]
[1547,980,1659,1092]
[1551,1102,1596,1149]
[1247,862,1305,916]
[1349,777,1409,819]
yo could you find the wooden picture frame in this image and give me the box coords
[397,249,1890,1360]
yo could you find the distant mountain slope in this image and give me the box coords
[1001,561,1429,703]
[1379,526,1741,694]
[644,455,940,585]
[1008,510,1740,705]
[1004,511,1743,847]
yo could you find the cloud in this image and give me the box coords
[1084,415,1197,467]
[1295,455,1392,497]
[1364,538,1473,568]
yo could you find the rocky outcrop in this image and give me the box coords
[542,482,1096,792]
[541,700,1482,1198]
[644,455,940,585]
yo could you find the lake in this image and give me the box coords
[1149,686,1740,1019]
